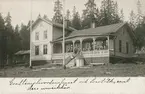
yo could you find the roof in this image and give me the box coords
[15,50,30,55]
[52,23,128,42]
[30,16,76,31]
[69,23,126,37]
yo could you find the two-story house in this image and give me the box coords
[31,16,136,66]
[30,16,75,65]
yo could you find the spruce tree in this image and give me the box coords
[100,0,121,25]
[13,25,21,52]
[82,0,98,28]
[4,12,15,65]
[129,10,136,29]
[19,22,30,50]
[71,7,82,30]
[66,9,71,26]
[136,0,143,26]
[120,9,124,22]
[0,13,6,67]
[53,0,63,24]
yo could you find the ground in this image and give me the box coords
[0,63,145,77]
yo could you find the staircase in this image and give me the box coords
[65,54,76,68]
[66,58,75,67]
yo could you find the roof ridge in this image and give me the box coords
[72,22,126,32]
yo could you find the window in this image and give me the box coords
[119,40,122,52]
[126,42,129,54]
[43,45,47,55]
[35,46,39,55]
[35,32,39,40]
[44,30,47,39]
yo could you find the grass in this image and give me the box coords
[0,63,145,77]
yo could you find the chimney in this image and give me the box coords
[91,21,95,28]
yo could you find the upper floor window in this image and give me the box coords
[43,45,47,55]
[35,46,39,55]
[35,32,39,40]
[44,30,47,39]
[126,42,129,54]
[119,40,122,52]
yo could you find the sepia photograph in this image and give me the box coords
[0,0,145,77]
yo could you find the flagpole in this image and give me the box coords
[62,0,65,69]
[29,0,32,68]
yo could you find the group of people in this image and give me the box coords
[65,41,108,53]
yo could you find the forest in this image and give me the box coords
[0,0,145,67]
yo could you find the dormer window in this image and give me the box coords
[44,30,47,39]
[35,32,39,40]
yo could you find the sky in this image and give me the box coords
[0,0,145,27]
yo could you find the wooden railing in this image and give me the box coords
[52,50,110,59]
[52,53,73,59]
[82,50,109,57]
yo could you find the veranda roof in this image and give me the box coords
[52,22,132,43]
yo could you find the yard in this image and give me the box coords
[0,63,145,77]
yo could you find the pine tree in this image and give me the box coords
[81,9,90,29]
[100,0,111,25]
[13,25,21,52]
[135,22,145,49]
[134,0,145,49]
[0,13,6,67]
[66,10,71,20]
[5,12,13,33]
[0,13,5,29]
[19,22,30,50]
[94,8,101,26]
[85,0,96,19]
[72,6,76,17]
[136,0,143,26]
[129,10,136,29]
[71,11,82,30]
[113,2,121,23]
[53,0,63,24]
[66,9,71,26]
[120,9,124,22]
[81,0,97,28]
[100,0,120,25]
[4,12,15,65]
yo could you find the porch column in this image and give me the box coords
[51,43,54,54]
[93,38,96,50]
[107,35,110,64]
[50,43,54,62]
[72,40,75,52]
[107,36,110,50]
[80,39,83,51]
[61,42,64,53]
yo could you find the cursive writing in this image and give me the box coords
[9,77,131,91]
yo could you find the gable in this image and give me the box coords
[114,25,135,55]
[32,18,52,31]
[115,24,135,44]
[31,19,53,42]
[116,26,133,42]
